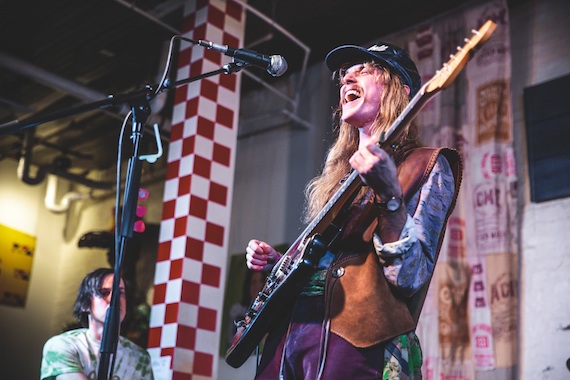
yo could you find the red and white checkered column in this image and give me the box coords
[147,1,244,379]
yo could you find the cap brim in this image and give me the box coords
[325,45,390,72]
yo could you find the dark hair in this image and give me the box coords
[72,267,118,327]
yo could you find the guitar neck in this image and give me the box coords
[382,84,437,146]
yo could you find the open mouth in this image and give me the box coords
[344,89,361,103]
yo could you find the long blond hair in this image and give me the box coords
[303,62,420,222]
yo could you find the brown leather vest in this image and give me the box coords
[323,147,462,347]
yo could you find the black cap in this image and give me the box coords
[325,42,421,98]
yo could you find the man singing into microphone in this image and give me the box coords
[244,41,461,379]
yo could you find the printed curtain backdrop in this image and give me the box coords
[396,0,517,378]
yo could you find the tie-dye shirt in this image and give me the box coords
[41,328,154,380]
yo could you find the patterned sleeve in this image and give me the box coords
[40,334,84,379]
[116,337,155,380]
[372,154,455,297]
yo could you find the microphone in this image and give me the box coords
[198,40,288,77]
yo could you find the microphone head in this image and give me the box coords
[268,55,288,77]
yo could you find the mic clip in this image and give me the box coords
[223,60,250,75]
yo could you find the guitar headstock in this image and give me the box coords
[424,20,497,94]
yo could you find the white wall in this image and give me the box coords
[510,0,570,378]
[0,159,65,379]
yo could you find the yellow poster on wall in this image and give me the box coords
[0,224,36,307]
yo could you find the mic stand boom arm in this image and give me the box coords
[0,63,245,136]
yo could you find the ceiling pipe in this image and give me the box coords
[16,129,115,189]
[44,174,91,214]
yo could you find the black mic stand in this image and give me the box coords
[97,92,150,380]
[99,62,248,380]
[0,60,248,380]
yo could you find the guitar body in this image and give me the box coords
[225,235,328,368]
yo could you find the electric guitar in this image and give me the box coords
[226,20,497,368]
